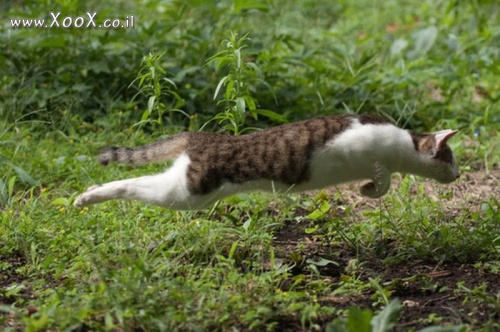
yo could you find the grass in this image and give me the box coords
[1,0,499,331]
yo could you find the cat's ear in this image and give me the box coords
[434,130,458,150]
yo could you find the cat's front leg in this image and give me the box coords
[360,161,390,198]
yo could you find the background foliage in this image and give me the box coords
[2,0,498,131]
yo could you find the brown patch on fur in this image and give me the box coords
[410,133,455,163]
[411,134,436,155]
[357,114,389,125]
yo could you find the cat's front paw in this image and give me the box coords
[73,185,101,207]
[360,182,388,198]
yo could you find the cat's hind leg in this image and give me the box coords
[73,153,197,209]
[73,172,190,209]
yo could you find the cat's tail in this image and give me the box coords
[98,134,189,165]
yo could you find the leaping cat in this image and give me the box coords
[74,114,459,210]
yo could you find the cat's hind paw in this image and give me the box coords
[73,185,102,207]
[73,194,89,207]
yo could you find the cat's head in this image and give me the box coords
[412,130,460,183]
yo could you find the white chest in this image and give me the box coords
[299,122,414,191]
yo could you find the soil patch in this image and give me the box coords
[272,169,499,330]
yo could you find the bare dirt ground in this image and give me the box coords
[273,168,499,330]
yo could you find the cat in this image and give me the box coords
[73,114,459,210]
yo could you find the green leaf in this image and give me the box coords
[228,241,239,259]
[10,164,38,185]
[0,178,6,204]
[148,96,156,113]
[149,65,156,79]
[141,109,150,121]
[304,224,319,234]
[225,80,236,100]
[246,61,262,75]
[242,218,252,232]
[236,97,246,115]
[252,109,287,122]
[413,26,438,54]
[390,38,409,57]
[137,74,148,88]
[88,61,110,74]
[371,299,402,332]
[8,176,16,198]
[5,284,26,297]
[105,312,114,329]
[347,307,372,332]
[305,201,331,220]
[161,77,177,89]
[235,48,241,69]
[306,257,339,267]
[51,197,69,206]
[214,76,229,100]
[233,0,269,14]
[245,95,257,112]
